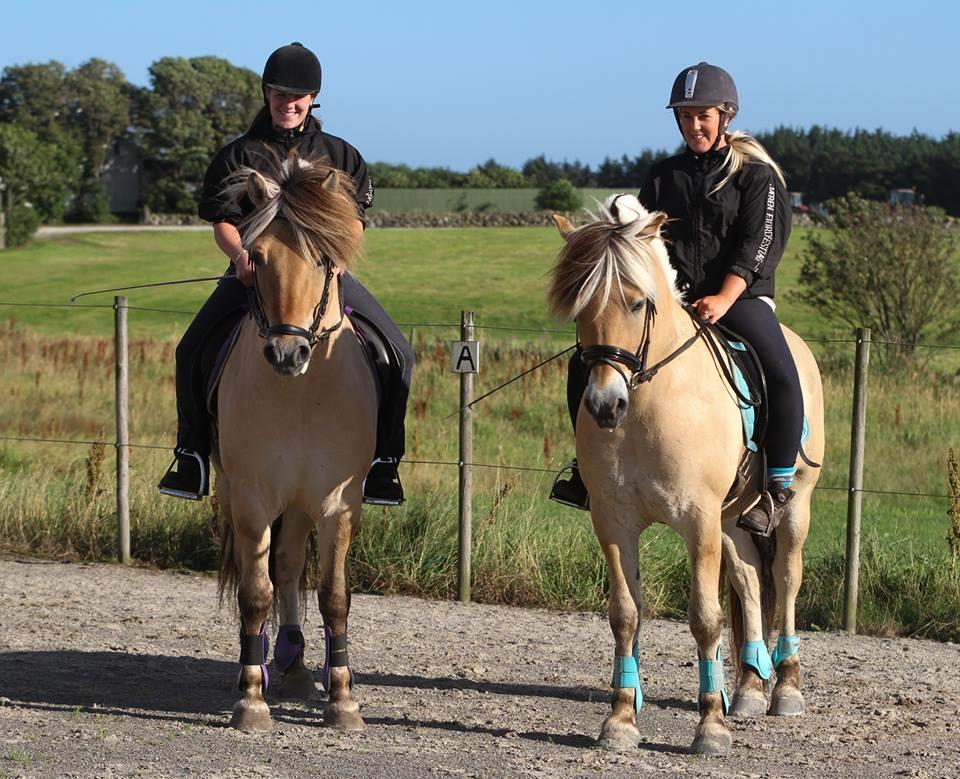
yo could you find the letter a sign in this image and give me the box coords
[450,340,480,373]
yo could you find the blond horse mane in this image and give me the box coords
[547,201,682,321]
[221,149,361,271]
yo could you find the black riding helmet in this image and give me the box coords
[261,42,322,99]
[667,62,738,151]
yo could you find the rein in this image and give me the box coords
[249,257,344,347]
[580,302,706,388]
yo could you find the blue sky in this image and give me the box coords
[2,0,957,170]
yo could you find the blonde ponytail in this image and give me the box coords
[710,124,786,195]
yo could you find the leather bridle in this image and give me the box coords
[579,302,707,389]
[248,256,344,348]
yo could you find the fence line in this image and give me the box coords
[2,300,959,625]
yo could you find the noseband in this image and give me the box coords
[579,303,707,389]
[249,256,344,348]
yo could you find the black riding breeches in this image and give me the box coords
[340,273,414,461]
[563,297,803,469]
[716,298,803,469]
[173,269,413,462]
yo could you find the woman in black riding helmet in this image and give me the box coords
[551,61,803,536]
[159,42,413,506]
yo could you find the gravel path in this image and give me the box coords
[1,558,958,778]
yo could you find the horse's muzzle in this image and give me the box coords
[584,379,629,429]
[263,335,312,376]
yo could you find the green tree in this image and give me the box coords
[465,159,527,188]
[799,193,959,362]
[0,124,77,242]
[535,178,582,212]
[134,56,260,213]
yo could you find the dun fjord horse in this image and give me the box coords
[214,152,376,732]
[548,196,824,754]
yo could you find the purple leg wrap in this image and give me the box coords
[321,624,352,692]
[274,624,306,673]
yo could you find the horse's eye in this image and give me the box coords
[630,300,645,313]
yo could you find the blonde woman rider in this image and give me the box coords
[551,62,803,537]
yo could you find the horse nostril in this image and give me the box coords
[263,342,280,365]
[616,396,628,414]
[295,344,311,365]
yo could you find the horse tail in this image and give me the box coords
[217,514,239,607]
[724,558,745,676]
[753,533,778,641]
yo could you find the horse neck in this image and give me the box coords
[644,268,691,367]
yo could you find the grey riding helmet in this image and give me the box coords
[261,42,322,99]
[666,62,738,150]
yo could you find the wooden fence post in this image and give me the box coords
[843,327,870,633]
[114,296,130,564]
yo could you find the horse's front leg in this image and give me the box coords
[769,489,812,716]
[592,515,643,751]
[316,502,364,731]
[230,515,274,733]
[722,522,772,718]
[686,518,732,755]
[271,509,318,700]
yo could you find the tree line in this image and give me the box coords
[1,57,959,243]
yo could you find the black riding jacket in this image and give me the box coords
[197,112,374,226]
[638,145,791,301]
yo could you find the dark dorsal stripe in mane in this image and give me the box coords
[547,206,680,322]
[222,149,361,271]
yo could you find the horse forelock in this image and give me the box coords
[223,151,360,271]
[548,208,680,322]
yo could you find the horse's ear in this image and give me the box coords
[247,171,270,206]
[552,213,575,240]
[639,211,669,239]
[321,170,339,192]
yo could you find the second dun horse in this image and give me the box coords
[548,195,824,754]
[214,151,376,732]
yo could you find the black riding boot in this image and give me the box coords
[158,448,210,501]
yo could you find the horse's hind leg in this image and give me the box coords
[229,515,274,733]
[592,517,643,751]
[316,503,364,731]
[769,488,811,716]
[722,524,772,718]
[686,520,733,755]
[271,509,318,700]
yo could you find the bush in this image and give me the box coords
[798,193,960,363]
[5,204,41,246]
[535,179,582,212]
[66,180,116,224]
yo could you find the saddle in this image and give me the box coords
[704,323,768,520]
[203,307,392,419]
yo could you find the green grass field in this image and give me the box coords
[1,226,959,640]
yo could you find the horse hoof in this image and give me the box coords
[728,692,767,718]
[324,699,365,731]
[230,699,272,733]
[280,667,319,700]
[769,691,805,716]
[597,722,640,752]
[690,725,732,755]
